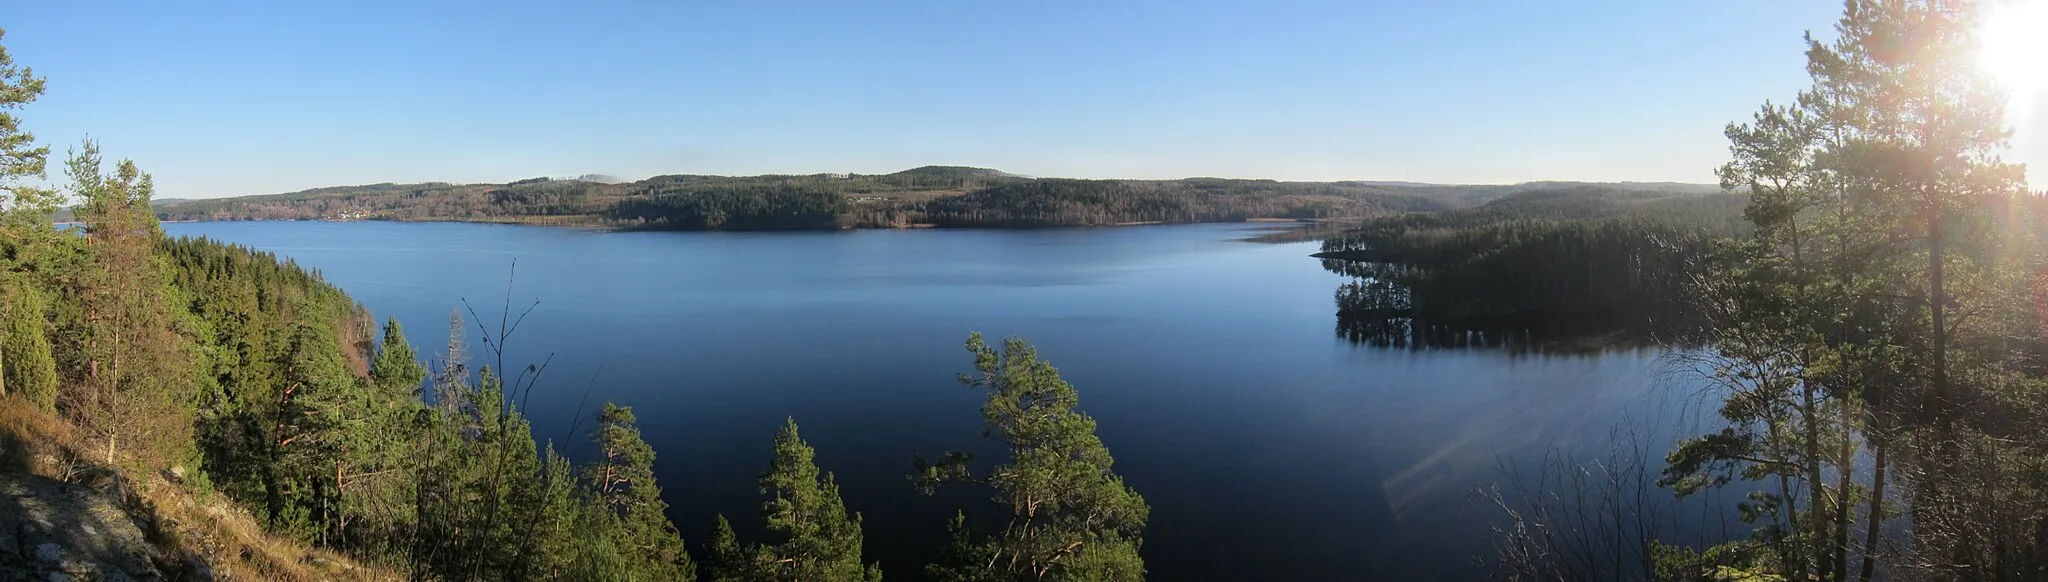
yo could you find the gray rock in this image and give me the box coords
[1,522,18,556]
[1,473,164,581]
[34,542,60,564]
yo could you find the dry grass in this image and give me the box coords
[0,395,401,581]
[136,473,401,581]
[0,395,81,476]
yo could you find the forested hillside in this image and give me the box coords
[155,164,1726,231]
[149,167,1017,226]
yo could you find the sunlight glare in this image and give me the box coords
[1979,1,2048,105]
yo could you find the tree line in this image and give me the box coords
[0,30,1148,581]
[156,170,1460,230]
[889,178,1445,228]
[606,184,848,230]
[153,157,1742,233]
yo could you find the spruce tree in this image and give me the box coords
[744,419,879,582]
[708,515,751,582]
[2,280,57,410]
[369,317,426,397]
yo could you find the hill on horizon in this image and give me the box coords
[149,165,1728,231]
[190,166,1721,202]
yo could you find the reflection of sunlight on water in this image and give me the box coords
[1351,348,1721,530]
[1382,429,1485,519]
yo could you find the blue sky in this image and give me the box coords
[4,0,2040,199]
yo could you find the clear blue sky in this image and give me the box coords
[4,0,2039,199]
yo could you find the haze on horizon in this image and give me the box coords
[5,0,2043,200]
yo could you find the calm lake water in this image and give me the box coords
[162,220,1702,581]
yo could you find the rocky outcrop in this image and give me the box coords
[1,472,170,581]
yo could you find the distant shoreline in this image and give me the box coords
[157,216,1318,234]
[149,170,1722,234]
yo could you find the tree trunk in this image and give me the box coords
[1924,181,1975,577]
[1803,383,1829,580]
[1774,418,1802,579]
[1861,435,1888,582]
[1835,402,1855,582]
[1927,182,1950,440]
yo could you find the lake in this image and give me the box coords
[161,220,1703,581]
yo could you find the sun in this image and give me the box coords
[1978,0,2048,103]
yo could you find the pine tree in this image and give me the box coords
[263,323,360,540]
[585,402,696,581]
[1663,1,2040,579]
[562,499,634,581]
[0,28,66,365]
[63,139,202,470]
[917,333,1148,581]
[0,27,49,209]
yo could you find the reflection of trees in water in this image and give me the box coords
[1334,276,1411,347]
[1327,259,1546,350]
[1331,262,1431,347]
[1320,257,1396,279]
[1320,218,1717,351]
[1325,238,1708,351]
[1334,278,1529,349]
